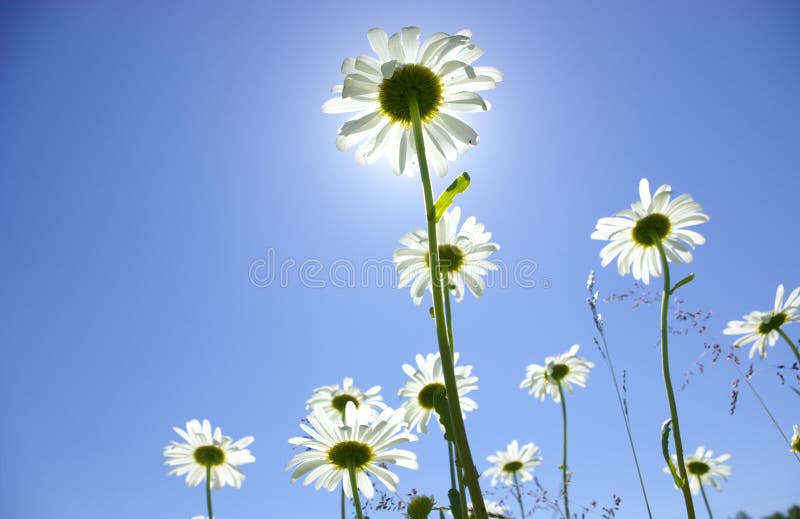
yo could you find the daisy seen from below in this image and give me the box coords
[520,345,593,519]
[484,440,542,519]
[667,446,731,518]
[398,351,478,434]
[306,376,388,422]
[591,178,708,285]
[723,284,800,362]
[286,402,418,519]
[164,419,255,519]
[394,206,500,305]
[520,344,594,403]
[323,27,502,177]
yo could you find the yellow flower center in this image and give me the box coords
[331,394,360,414]
[632,213,671,247]
[417,382,447,410]
[425,244,465,274]
[686,460,710,476]
[548,363,570,382]
[328,440,374,469]
[758,312,787,335]
[378,64,443,125]
[502,460,524,473]
[193,445,226,467]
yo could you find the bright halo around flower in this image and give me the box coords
[520,344,595,403]
[322,27,502,177]
[286,402,418,499]
[306,376,388,423]
[163,419,255,489]
[394,206,500,305]
[723,284,800,359]
[791,425,800,453]
[591,178,709,285]
[666,446,732,495]
[483,440,543,487]
[398,352,478,434]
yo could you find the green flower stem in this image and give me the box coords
[733,363,800,463]
[654,240,696,519]
[699,482,714,519]
[512,472,526,519]
[557,382,570,519]
[594,325,653,518]
[346,460,365,519]
[205,465,214,519]
[341,487,346,519]
[448,440,458,497]
[409,95,487,519]
[777,328,800,367]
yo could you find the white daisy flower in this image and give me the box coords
[306,376,388,423]
[398,352,478,434]
[591,178,709,285]
[163,419,255,489]
[666,446,731,495]
[468,500,510,518]
[394,206,500,305]
[723,284,800,358]
[286,402,418,499]
[323,27,502,177]
[791,425,800,453]
[483,440,543,487]
[520,344,595,403]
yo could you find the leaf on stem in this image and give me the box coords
[433,173,470,222]
[661,418,685,488]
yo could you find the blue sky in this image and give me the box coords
[1,1,799,518]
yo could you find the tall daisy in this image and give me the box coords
[306,376,388,423]
[520,345,593,519]
[723,284,800,362]
[667,446,731,518]
[484,440,542,519]
[591,178,709,517]
[591,178,708,285]
[394,206,500,305]
[323,27,502,177]
[164,419,255,519]
[287,402,418,519]
[398,352,478,434]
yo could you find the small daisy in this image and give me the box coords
[468,500,510,518]
[286,402,418,499]
[520,344,595,403]
[323,27,502,177]
[666,446,731,496]
[394,206,500,305]
[398,352,478,433]
[483,440,543,487]
[591,178,709,285]
[163,419,255,489]
[306,376,388,423]
[723,284,800,358]
[791,425,800,454]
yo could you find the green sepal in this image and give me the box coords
[660,418,685,488]
[433,388,454,442]
[670,273,695,294]
[447,489,463,519]
[433,172,470,222]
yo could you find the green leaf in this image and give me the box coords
[433,388,454,442]
[670,273,695,294]
[661,418,685,488]
[434,172,470,222]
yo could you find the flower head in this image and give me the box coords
[520,344,594,403]
[398,352,478,433]
[483,440,542,487]
[163,419,255,489]
[287,402,418,499]
[394,206,500,305]
[591,178,708,284]
[306,376,388,423]
[468,500,509,518]
[723,284,800,358]
[323,27,502,177]
[791,425,800,454]
[666,446,731,495]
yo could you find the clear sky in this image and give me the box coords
[1,1,799,518]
